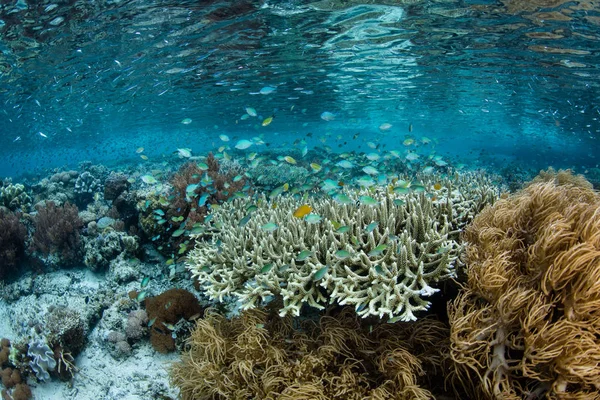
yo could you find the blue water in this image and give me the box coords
[0,0,598,178]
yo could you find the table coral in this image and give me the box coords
[187,189,462,321]
[448,172,600,399]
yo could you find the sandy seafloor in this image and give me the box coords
[0,244,192,399]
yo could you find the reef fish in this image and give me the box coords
[336,160,354,169]
[141,175,157,184]
[259,86,276,95]
[320,111,335,121]
[261,222,278,232]
[293,204,313,218]
[235,139,253,150]
[305,214,322,224]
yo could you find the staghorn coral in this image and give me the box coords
[252,163,310,187]
[0,209,27,280]
[31,201,83,266]
[447,173,600,399]
[416,170,501,230]
[170,307,451,400]
[187,189,461,321]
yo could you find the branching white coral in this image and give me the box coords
[187,186,467,321]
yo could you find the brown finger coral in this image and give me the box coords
[448,172,600,399]
[170,307,452,400]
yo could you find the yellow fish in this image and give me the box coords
[262,116,274,126]
[136,147,144,154]
[283,183,289,192]
[403,138,414,146]
[293,204,313,218]
[433,182,442,190]
[140,155,148,160]
[284,156,296,165]
[310,163,322,172]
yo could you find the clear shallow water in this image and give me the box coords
[0,0,599,178]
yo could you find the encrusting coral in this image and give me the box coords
[448,172,600,399]
[170,307,452,400]
[187,188,462,321]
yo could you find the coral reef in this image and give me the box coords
[529,167,593,189]
[31,201,83,266]
[252,163,310,187]
[170,307,451,400]
[187,190,461,321]
[74,171,102,200]
[0,181,31,212]
[144,289,203,353]
[27,339,56,382]
[0,339,30,400]
[0,209,27,280]
[448,173,600,399]
[31,170,78,206]
[124,310,148,341]
[46,306,87,357]
[137,153,247,257]
[103,172,130,201]
[45,307,85,380]
[83,230,139,271]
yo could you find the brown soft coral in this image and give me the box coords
[0,209,27,279]
[170,307,452,400]
[145,289,203,353]
[169,153,247,229]
[147,153,248,257]
[31,201,83,265]
[448,172,600,399]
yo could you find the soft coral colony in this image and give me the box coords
[2,155,600,399]
[177,169,600,399]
